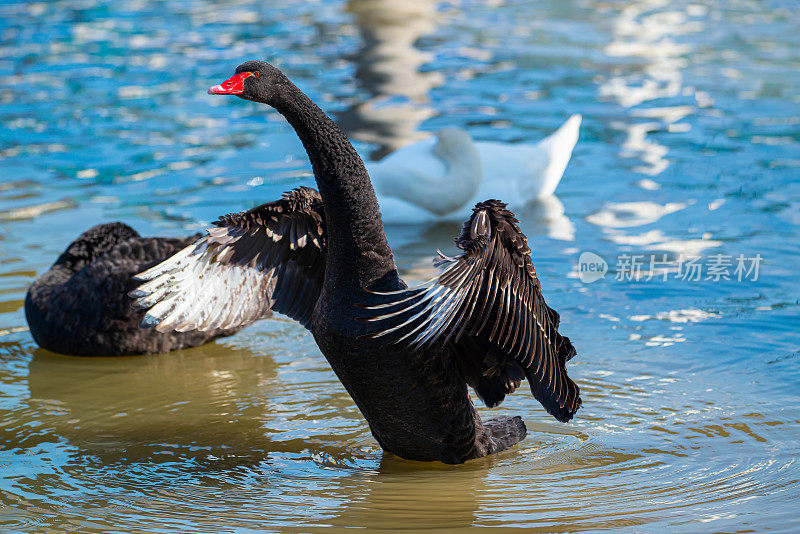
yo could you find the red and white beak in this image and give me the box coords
[208,72,255,95]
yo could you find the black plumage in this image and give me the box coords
[133,61,582,463]
[25,223,242,356]
[362,200,580,422]
[132,187,325,331]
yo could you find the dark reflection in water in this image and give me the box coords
[25,347,279,466]
[323,455,482,532]
[338,0,441,159]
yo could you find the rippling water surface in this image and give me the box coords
[1,0,799,531]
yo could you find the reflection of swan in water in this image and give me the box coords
[384,198,574,273]
[515,196,575,242]
[369,115,581,227]
[339,0,442,159]
[23,344,356,465]
[326,454,482,530]
[26,345,273,464]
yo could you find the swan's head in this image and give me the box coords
[208,60,289,104]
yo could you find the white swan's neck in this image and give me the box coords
[370,128,481,217]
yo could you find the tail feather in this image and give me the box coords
[522,113,582,199]
[483,415,527,452]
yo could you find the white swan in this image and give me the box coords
[367,114,582,224]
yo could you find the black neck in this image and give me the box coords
[268,80,397,291]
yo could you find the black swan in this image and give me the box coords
[25,223,241,356]
[132,61,581,463]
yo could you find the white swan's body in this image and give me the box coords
[367,114,582,224]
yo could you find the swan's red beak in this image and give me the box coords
[208,72,255,95]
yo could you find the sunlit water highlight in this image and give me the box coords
[1,0,799,531]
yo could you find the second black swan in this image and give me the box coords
[25,224,241,356]
[132,61,581,463]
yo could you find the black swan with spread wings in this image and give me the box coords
[130,61,581,463]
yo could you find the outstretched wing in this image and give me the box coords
[360,200,580,422]
[130,186,326,332]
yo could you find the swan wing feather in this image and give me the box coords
[130,186,325,332]
[361,200,580,422]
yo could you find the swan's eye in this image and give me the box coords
[253,72,260,77]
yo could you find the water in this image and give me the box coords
[1,0,799,531]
